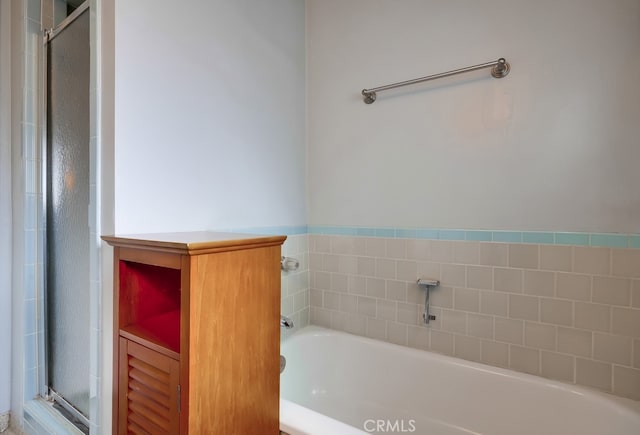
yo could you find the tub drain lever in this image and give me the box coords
[417,278,440,325]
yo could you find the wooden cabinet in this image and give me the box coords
[102,232,286,434]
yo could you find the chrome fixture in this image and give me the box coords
[280,355,287,374]
[280,315,294,329]
[361,57,511,104]
[417,278,440,325]
[281,256,300,272]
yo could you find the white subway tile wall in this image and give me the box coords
[308,235,640,401]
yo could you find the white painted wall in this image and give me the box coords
[0,0,13,417]
[113,0,306,234]
[307,0,640,233]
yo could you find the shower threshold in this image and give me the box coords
[23,399,85,435]
[47,390,90,434]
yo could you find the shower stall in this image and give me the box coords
[42,1,91,431]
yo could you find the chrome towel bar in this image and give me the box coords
[362,57,510,104]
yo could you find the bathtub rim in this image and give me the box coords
[279,398,367,435]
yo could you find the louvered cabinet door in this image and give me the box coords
[119,338,181,434]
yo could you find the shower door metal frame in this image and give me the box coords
[39,1,91,429]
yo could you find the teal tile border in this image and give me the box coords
[590,234,629,248]
[492,231,523,243]
[439,230,465,241]
[375,228,395,237]
[395,228,418,238]
[556,232,590,246]
[226,225,640,249]
[523,232,555,244]
[305,226,640,249]
[356,227,377,237]
[465,231,492,241]
[416,229,439,239]
[229,225,308,236]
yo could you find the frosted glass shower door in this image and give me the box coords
[46,6,90,419]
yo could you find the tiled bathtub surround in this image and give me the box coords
[280,234,310,338]
[308,234,640,401]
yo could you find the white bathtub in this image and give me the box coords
[280,326,640,435]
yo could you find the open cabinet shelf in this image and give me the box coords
[120,309,181,359]
[118,260,181,357]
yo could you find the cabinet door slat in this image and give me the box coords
[127,421,149,435]
[129,357,170,384]
[128,410,169,435]
[128,390,169,418]
[129,367,170,395]
[129,401,170,432]
[128,380,170,408]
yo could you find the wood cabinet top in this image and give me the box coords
[101,231,286,255]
